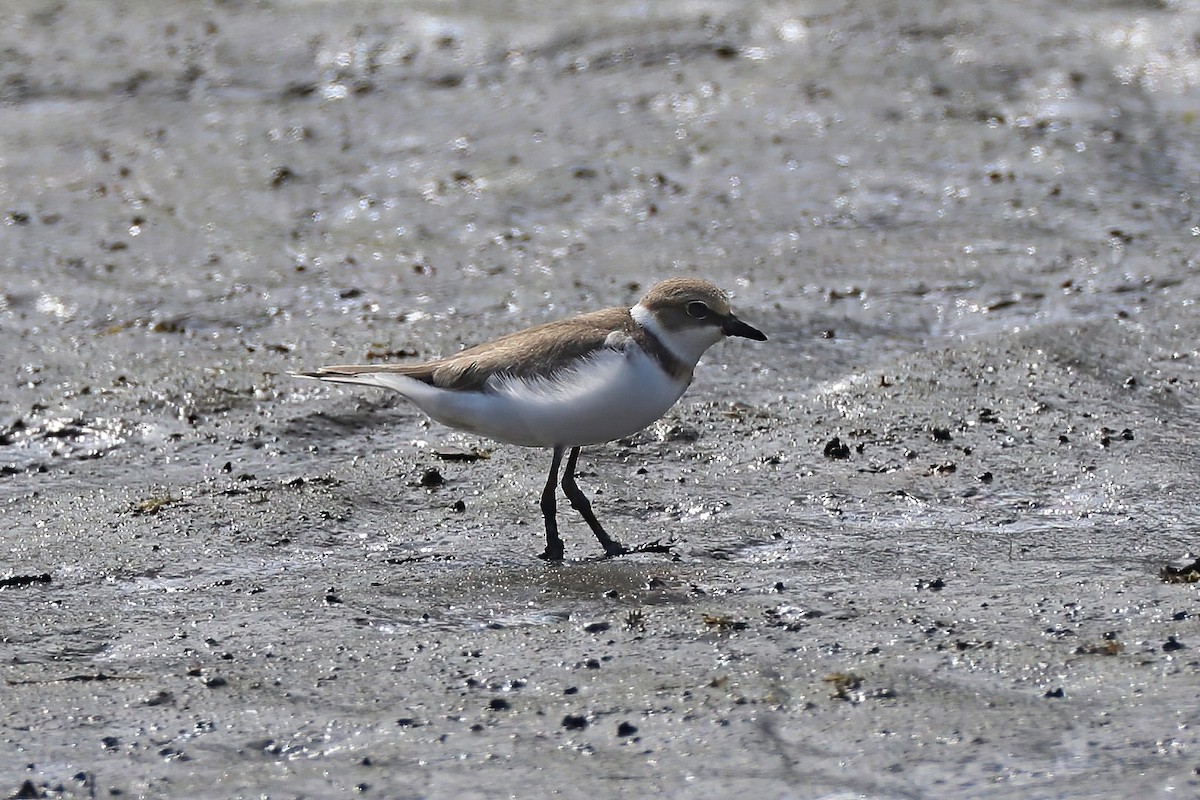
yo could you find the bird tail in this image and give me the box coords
[291,363,437,390]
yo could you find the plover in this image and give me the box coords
[294,277,766,560]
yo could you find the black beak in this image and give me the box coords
[722,313,767,341]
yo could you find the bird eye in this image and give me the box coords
[686,301,710,319]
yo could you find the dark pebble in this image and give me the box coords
[1163,636,1186,652]
[0,573,52,589]
[616,721,638,737]
[562,714,588,730]
[143,690,173,707]
[823,436,850,459]
[14,780,41,799]
[488,698,511,711]
[270,165,296,188]
[158,746,188,761]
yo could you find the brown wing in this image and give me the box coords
[430,307,633,390]
[301,307,635,392]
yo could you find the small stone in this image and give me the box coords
[14,781,41,800]
[823,437,850,459]
[562,714,588,730]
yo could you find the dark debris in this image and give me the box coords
[1160,557,1200,584]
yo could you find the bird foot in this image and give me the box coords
[605,539,676,558]
[538,541,566,562]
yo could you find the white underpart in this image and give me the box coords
[630,303,725,366]
[358,343,692,447]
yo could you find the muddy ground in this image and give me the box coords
[2,1,1199,798]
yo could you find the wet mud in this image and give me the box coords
[3,1,1200,798]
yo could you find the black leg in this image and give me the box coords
[561,446,628,557]
[538,446,566,561]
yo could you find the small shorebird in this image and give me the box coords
[294,277,766,560]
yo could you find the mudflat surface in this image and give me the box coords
[2,1,1199,798]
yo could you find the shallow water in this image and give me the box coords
[3,1,1200,798]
